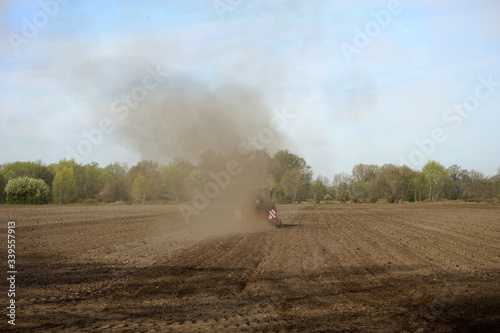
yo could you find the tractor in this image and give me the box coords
[234,187,282,228]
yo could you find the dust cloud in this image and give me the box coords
[105,73,286,234]
[182,147,279,235]
[111,74,284,164]
[214,154,280,234]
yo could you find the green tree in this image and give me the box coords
[332,172,351,203]
[131,173,147,203]
[160,163,191,202]
[1,161,53,202]
[126,161,161,201]
[297,169,312,202]
[398,165,417,203]
[1,161,53,187]
[0,170,6,203]
[350,164,379,202]
[337,183,350,203]
[5,176,50,204]
[96,181,114,204]
[375,164,403,203]
[491,167,500,201]
[408,171,427,202]
[52,166,77,203]
[466,170,488,201]
[270,150,311,184]
[269,180,290,204]
[102,162,128,201]
[423,161,448,202]
[280,168,312,203]
[311,176,328,203]
[280,169,301,203]
[95,162,129,203]
[76,162,102,200]
[447,165,465,200]
[349,181,366,202]
[352,164,379,183]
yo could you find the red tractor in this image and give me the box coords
[234,187,282,228]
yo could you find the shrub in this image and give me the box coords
[52,166,77,204]
[270,181,291,204]
[5,176,50,204]
[324,194,332,201]
[337,189,350,203]
[276,192,291,204]
[108,200,127,205]
[131,173,147,203]
[82,198,99,205]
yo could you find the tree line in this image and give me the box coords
[1,151,499,204]
[319,161,500,204]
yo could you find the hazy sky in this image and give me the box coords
[1,0,499,177]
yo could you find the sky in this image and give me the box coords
[1,0,499,177]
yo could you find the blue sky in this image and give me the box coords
[1,0,499,177]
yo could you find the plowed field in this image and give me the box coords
[1,204,500,332]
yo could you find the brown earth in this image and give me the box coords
[1,203,500,332]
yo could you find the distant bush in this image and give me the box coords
[5,176,50,204]
[324,194,332,201]
[350,196,360,203]
[337,189,350,203]
[82,198,99,205]
[52,165,77,204]
[276,192,291,204]
[107,200,128,205]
